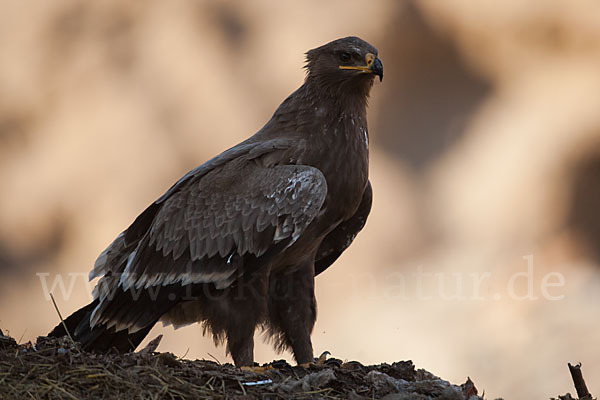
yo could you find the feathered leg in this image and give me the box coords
[228,324,255,367]
[221,272,269,367]
[268,260,316,364]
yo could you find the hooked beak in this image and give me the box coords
[369,56,384,82]
[339,52,384,82]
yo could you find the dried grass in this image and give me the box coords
[0,330,482,399]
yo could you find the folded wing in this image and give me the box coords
[89,159,327,332]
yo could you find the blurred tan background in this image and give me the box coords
[1,1,600,398]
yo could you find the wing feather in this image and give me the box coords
[314,180,372,275]
[88,139,326,332]
[118,161,327,292]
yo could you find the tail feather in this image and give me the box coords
[48,300,155,353]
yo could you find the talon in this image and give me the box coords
[317,351,331,365]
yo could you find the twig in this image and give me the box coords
[17,330,27,345]
[49,293,74,343]
[236,379,247,395]
[568,362,594,399]
[179,348,189,360]
[206,352,221,365]
[42,378,79,400]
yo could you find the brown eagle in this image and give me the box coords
[49,36,383,367]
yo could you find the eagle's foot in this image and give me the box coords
[298,351,331,368]
[241,365,273,373]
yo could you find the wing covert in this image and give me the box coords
[119,161,327,291]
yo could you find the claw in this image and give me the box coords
[317,351,331,365]
[299,351,332,368]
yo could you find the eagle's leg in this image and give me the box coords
[228,326,254,367]
[268,261,316,364]
[224,273,270,367]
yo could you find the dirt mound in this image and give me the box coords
[0,329,481,399]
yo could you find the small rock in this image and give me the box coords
[271,368,336,393]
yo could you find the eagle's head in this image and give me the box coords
[305,36,383,87]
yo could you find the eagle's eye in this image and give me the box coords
[339,52,351,63]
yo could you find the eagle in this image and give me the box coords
[49,36,383,367]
